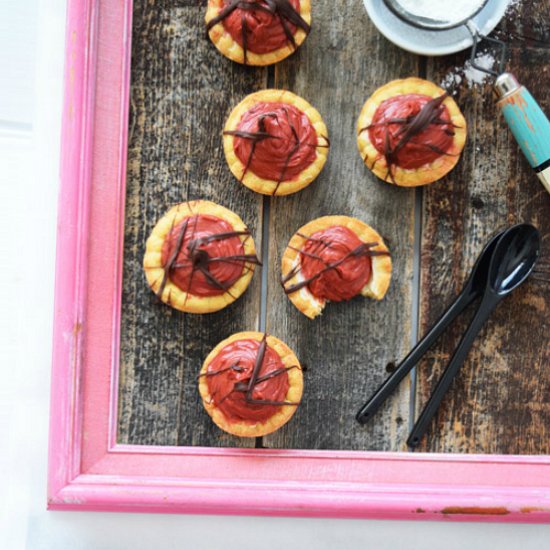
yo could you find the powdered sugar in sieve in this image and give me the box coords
[394,0,486,25]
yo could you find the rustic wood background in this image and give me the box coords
[118,0,550,453]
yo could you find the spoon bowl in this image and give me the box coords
[488,224,541,295]
[466,229,506,295]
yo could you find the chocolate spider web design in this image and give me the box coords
[224,108,329,195]
[358,93,461,183]
[200,333,301,407]
[206,0,311,65]
[281,231,390,296]
[154,210,261,305]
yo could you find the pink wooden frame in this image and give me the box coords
[48,0,550,521]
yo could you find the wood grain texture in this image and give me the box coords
[416,2,550,454]
[117,1,266,447]
[263,1,418,450]
[494,0,550,48]
[117,0,550,454]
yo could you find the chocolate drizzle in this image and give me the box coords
[199,364,246,377]
[206,0,311,65]
[224,111,280,188]
[359,93,460,183]
[203,333,301,408]
[224,109,328,195]
[156,217,189,299]
[156,213,261,301]
[282,232,389,296]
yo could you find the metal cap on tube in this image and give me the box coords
[494,73,521,100]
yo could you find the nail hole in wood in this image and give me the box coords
[385,361,396,373]
[471,196,485,209]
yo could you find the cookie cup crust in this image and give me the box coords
[199,331,303,437]
[224,89,329,196]
[357,77,467,187]
[205,0,311,66]
[281,215,392,319]
[143,200,257,314]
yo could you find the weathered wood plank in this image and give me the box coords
[118,0,550,454]
[117,1,266,447]
[495,0,550,48]
[417,37,550,453]
[263,1,418,451]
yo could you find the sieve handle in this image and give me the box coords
[495,73,550,195]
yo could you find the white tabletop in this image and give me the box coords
[1,0,549,547]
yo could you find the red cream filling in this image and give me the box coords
[205,339,290,423]
[300,226,372,302]
[161,214,245,297]
[368,94,454,169]
[233,101,318,181]
[221,0,301,54]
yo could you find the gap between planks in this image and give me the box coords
[409,186,423,439]
[255,65,276,449]
[407,55,427,443]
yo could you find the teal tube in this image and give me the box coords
[498,86,550,170]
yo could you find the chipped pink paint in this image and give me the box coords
[48,0,550,521]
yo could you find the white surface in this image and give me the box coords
[0,0,37,126]
[363,0,510,55]
[1,1,550,548]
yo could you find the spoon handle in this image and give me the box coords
[407,296,499,448]
[356,289,474,424]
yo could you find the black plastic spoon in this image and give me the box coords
[356,229,506,425]
[407,223,541,448]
